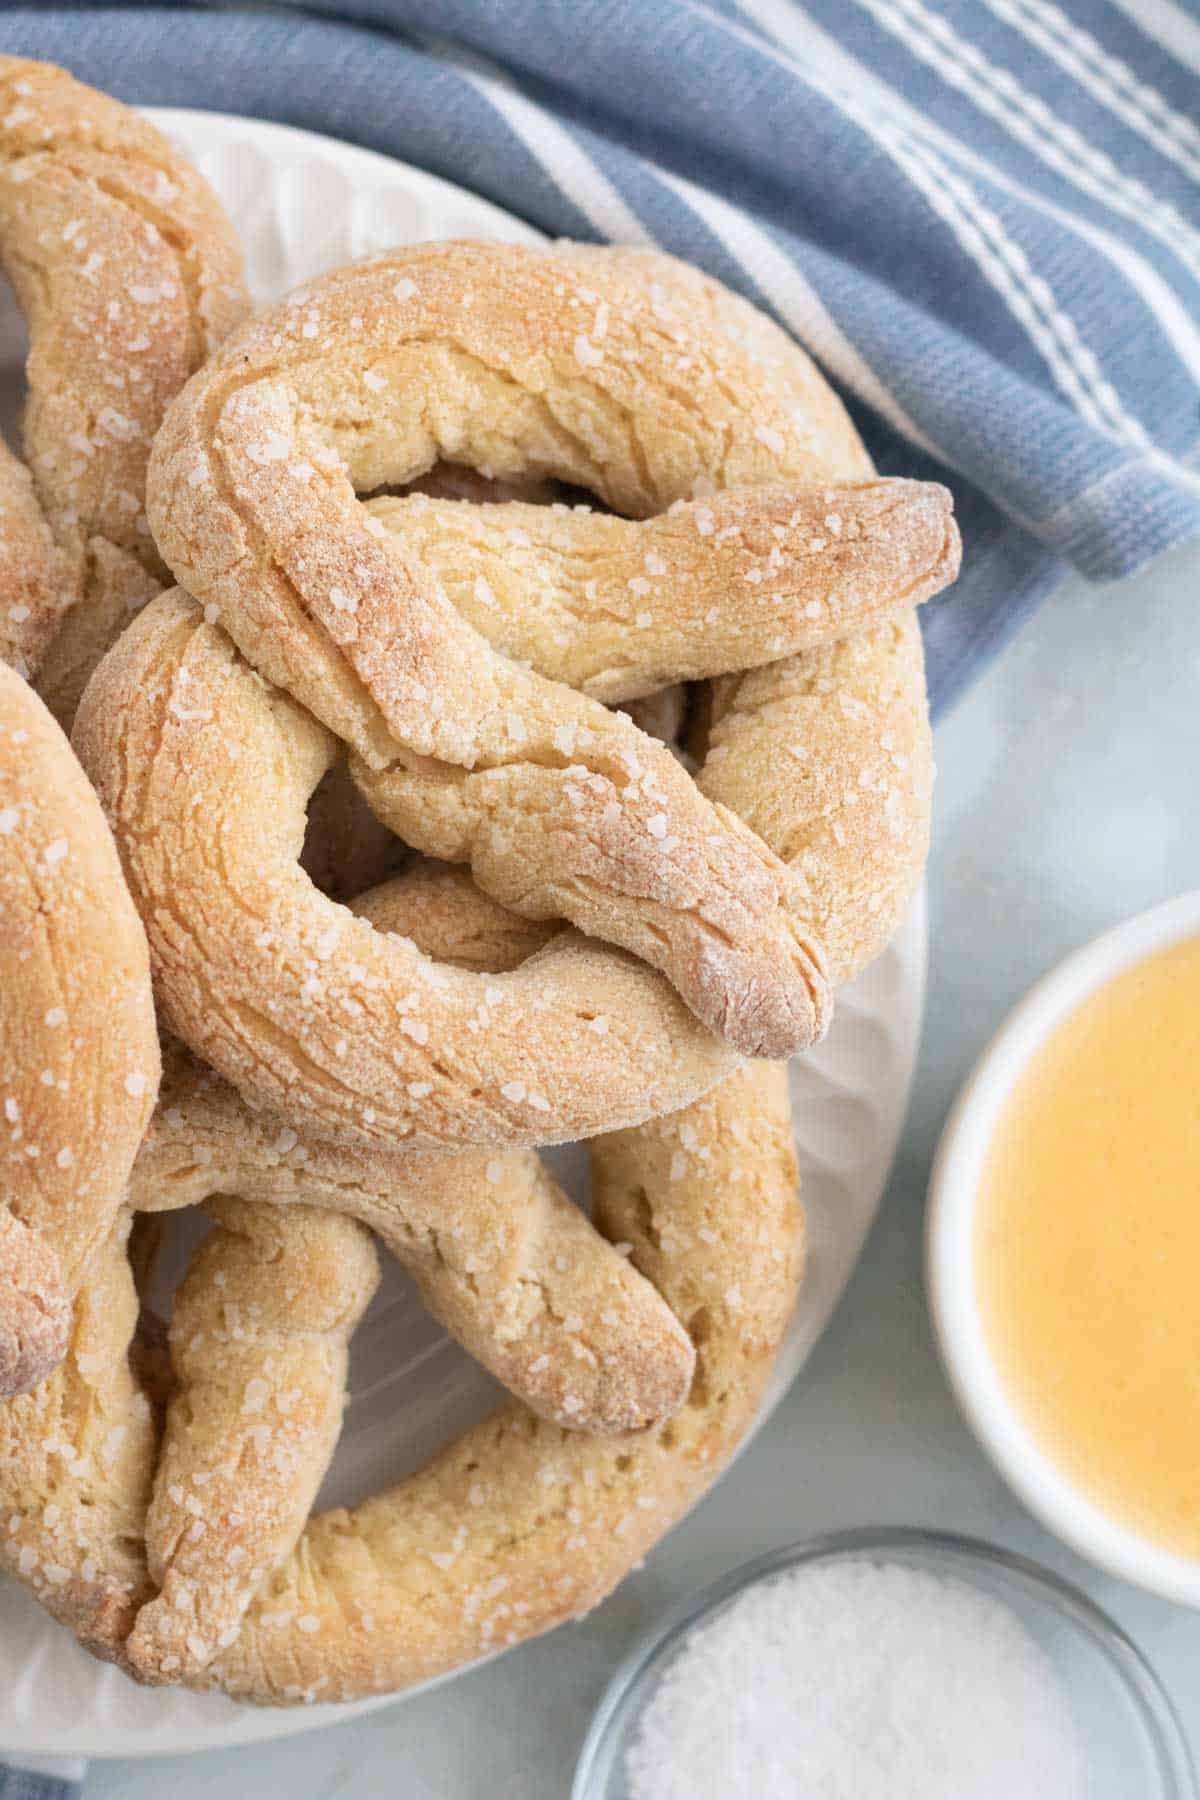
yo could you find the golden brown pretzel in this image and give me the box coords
[79,244,956,1148]
[0,1051,798,1699]
[0,56,247,713]
[144,240,956,1062]
[0,663,159,1397]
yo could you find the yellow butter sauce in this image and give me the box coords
[976,933,1200,1560]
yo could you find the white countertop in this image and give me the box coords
[85,537,1200,1799]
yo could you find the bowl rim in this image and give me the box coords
[572,1525,1196,1799]
[927,888,1200,1607]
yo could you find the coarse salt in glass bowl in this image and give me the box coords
[572,1528,1196,1800]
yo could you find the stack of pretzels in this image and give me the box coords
[0,59,960,1708]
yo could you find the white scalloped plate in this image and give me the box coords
[0,111,928,1756]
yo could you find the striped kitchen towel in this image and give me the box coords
[1,2,1198,716]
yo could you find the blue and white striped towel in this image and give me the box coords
[2,1,1199,1790]
[3,0,1199,723]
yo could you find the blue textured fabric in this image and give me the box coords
[0,4,1195,709]
[0,1768,80,1800]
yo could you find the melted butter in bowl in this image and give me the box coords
[930,892,1200,1604]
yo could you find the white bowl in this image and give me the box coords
[927,889,1200,1606]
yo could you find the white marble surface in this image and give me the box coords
[80,537,1200,1797]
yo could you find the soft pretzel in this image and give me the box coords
[0,1051,796,1697]
[0,55,247,713]
[144,240,956,1059]
[0,662,159,1396]
[131,874,698,1441]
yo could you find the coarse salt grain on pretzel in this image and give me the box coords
[0,662,159,1398]
[0,55,247,715]
[144,240,954,1060]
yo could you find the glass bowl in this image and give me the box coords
[572,1528,1196,1800]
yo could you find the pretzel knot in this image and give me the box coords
[78,241,958,1155]
[0,56,247,718]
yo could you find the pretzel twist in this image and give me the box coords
[0,664,158,1397]
[0,55,247,713]
[143,240,956,1065]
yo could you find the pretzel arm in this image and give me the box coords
[1,664,159,1397]
[699,612,932,986]
[0,1214,158,1664]
[363,478,956,703]
[125,1199,378,1684]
